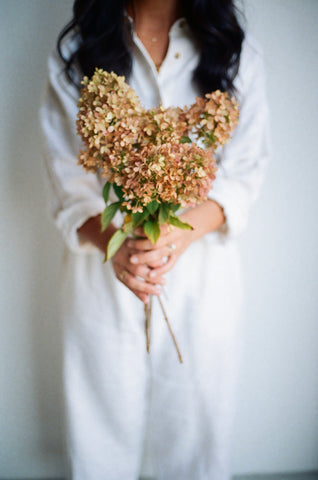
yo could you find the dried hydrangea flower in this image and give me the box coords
[77,69,239,212]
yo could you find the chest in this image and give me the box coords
[128,27,201,110]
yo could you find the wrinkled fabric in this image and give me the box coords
[40,17,269,480]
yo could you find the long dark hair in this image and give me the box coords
[57,0,245,95]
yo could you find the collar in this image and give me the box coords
[124,13,190,39]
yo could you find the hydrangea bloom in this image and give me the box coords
[77,69,239,214]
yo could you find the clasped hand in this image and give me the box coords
[112,223,193,304]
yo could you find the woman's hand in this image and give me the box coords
[77,200,225,304]
[125,199,226,286]
[113,222,192,304]
[78,214,164,304]
[127,223,192,280]
[111,238,166,304]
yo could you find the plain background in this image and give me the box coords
[0,0,317,477]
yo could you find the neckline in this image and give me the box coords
[125,13,188,38]
[125,14,189,77]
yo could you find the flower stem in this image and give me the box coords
[144,295,152,353]
[158,296,183,364]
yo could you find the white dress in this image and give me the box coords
[40,18,269,480]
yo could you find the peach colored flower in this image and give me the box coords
[77,69,239,211]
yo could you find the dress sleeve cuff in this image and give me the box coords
[55,198,105,254]
[207,177,250,240]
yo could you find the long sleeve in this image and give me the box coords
[208,36,270,239]
[39,48,105,253]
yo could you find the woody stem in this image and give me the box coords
[157,295,183,363]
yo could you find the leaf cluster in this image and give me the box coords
[101,181,192,261]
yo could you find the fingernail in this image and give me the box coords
[130,256,138,264]
[154,287,162,295]
[149,270,156,278]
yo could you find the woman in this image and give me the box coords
[40,0,269,479]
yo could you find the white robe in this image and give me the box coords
[39,18,270,480]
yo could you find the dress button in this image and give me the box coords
[174,52,180,59]
[179,20,185,28]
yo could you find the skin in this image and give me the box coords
[127,0,182,69]
[77,0,226,303]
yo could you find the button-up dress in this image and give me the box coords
[40,17,270,480]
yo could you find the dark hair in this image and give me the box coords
[57,0,245,95]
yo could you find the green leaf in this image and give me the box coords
[143,220,161,244]
[146,200,159,215]
[105,229,128,261]
[102,181,111,204]
[168,214,193,231]
[113,183,124,200]
[181,135,192,144]
[132,209,149,228]
[101,202,120,232]
[169,203,181,213]
[159,203,169,225]
[122,220,134,234]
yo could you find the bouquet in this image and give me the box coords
[77,69,239,361]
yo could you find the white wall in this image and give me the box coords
[233,0,318,473]
[0,0,317,478]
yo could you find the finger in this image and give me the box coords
[134,290,149,304]
[147,257,169,269]
[115,268,162,296]
[129,243,177,267]
[159,223,175,236]
[133,226,147,237]
[127,238,155,251]
[127,263,151,280]
[148,253,177,279]
[132,263,166,285]
[120,278,149,304]
[114,256,166,285]
[112,261,150,303]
